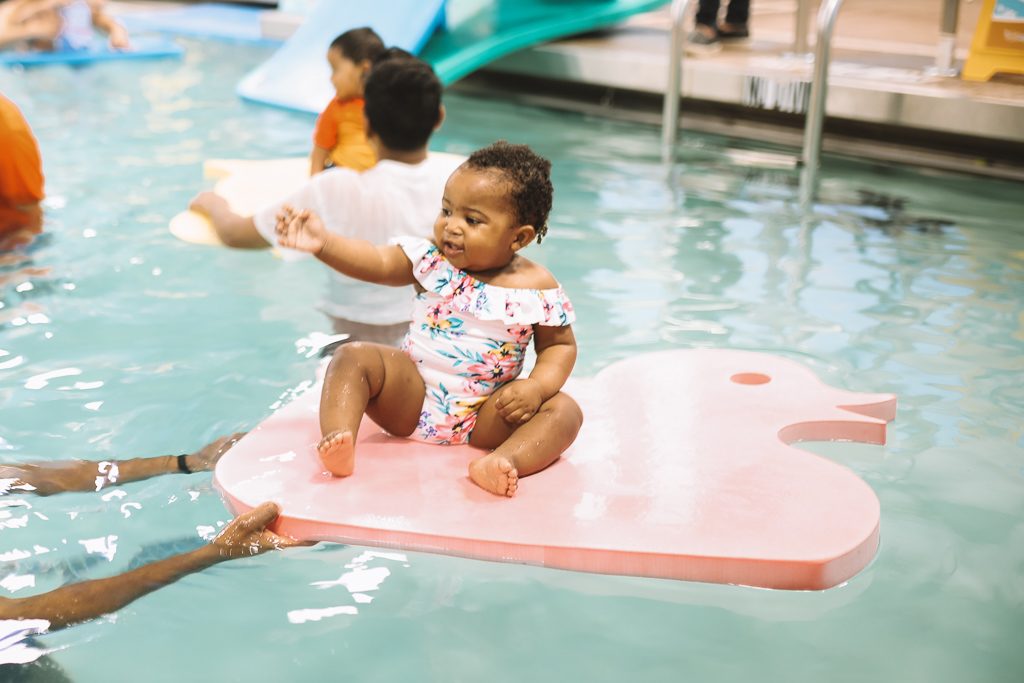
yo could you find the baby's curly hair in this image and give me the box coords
[465,141,553,243]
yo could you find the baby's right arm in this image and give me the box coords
[275,205,415,286]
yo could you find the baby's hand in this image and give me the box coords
[275,204,328,254]
[493,379,544,425]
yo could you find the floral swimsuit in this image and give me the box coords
[395,238,575,445]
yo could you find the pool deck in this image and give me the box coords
[467,0,1024,179]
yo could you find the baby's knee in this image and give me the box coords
[543,392,584,431]
[330,340,373,363]
[328,341,390,383]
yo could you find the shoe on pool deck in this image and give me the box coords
[685,28,722,55]
[717,24,750,40]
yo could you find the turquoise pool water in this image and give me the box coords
[2,38,1023,681]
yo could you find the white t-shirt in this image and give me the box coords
[253,152,465,325]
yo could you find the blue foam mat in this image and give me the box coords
[235,0,447,114]
[0,36,183,67]
[115,3,271,44]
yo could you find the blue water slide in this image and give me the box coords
[236,0,669,115]
[235,0,447,114]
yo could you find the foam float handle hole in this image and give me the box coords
[730,372,771,385]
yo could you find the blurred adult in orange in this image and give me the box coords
[0,93,45,250]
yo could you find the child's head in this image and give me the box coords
[327,27,385,101]
[363,51,443,152]
[434,141,553,273]
[464,141,553,243]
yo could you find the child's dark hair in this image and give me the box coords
[465,141,553,243]
[363,51,442,152]
[329,27,385,63]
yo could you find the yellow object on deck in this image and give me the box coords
[962,0,1024,81]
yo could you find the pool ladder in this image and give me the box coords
[661,0,963,200]
[660,0,842,191]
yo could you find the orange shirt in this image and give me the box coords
[0,94,45,235]
[312,97,376,172]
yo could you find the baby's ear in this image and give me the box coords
[511,225,536,252]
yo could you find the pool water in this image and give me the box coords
[2,37,1023,682]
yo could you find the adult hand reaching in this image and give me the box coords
[212,501,314,559]
[0,433,249,496]
[0,501,313,631]
[185,431,245,472]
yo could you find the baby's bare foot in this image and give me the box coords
[468,454,518,498]
[318,430,355,477]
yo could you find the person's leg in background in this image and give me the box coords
[689,0,723,51]
[694,0,722,32]
[719,0,751,39]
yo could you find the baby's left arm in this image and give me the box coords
[529,324,577,398]
[494,324,576,424]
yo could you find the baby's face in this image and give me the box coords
[327,47,364,101]
[434,167,526,273]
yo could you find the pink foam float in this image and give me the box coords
[215,349,896,590]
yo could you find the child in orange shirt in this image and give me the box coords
[310,27,385,176]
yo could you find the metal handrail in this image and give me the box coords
[660,0,694,162]
[800,0,844,174]
[931,0,960,76]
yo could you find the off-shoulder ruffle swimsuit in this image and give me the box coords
[395,238,575,445]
